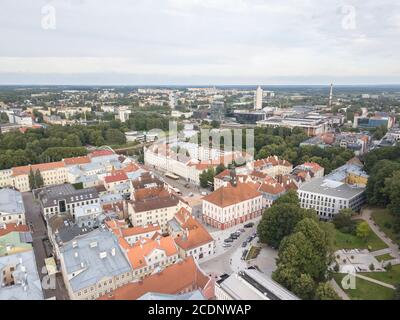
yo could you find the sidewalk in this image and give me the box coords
[355,274,395,289]
[330,279,350,300]
[359,208,400,260]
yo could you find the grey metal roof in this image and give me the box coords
[299,177,365,199]
[38,184,99,208]
[60,228,131,292]
[0,250,44,300]
[0,189,25,215]
[219,269,299,300]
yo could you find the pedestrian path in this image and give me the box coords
[330,279,350,300]
[355,274,395,289]
[359,209,400,260]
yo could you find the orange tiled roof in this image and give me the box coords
[122,224,161,238]
[258,182,286,195]
[63,156,91,166]
[122,163,140,173]
[104,170,129,184]
[173,209,214,250]
[89,150,114,158]
[12,162,65,176]
[253,156,292,168]
[202,182,262,208]
[98,257,210,300]
[123,236,178,270]
[0,223,30,237]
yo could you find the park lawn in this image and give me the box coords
[371,207,400,247]
[359,265,400,286]
[333,273,395,300]
[375,253,395,262]
[334,221,388,251]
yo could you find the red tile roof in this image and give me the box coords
[104,170,129,184]
[0,223,30,237]
[63,156,91,166]
[12,162,65,176]
[98,257,211,300]
[121,236,178,270]
[173,208,214,250]
[202,182,262,208]
[89,150,114,158]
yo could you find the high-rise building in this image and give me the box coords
[328,83,333,107]
[254,86,263,110]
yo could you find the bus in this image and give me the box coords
[165,172,180,180]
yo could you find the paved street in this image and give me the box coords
[200,217,278,281]
[22,192,69,300]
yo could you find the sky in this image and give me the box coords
[0,0,399,85]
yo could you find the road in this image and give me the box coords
[22,192,69,300]
[200,223,258,277]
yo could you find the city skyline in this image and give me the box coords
[1,0,400,85]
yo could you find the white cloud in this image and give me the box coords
[0,0,399,84]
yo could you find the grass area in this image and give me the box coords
[359,265,400,286]
[334,221,388,251]
[333,273,395,300]
[370,207,400,247]
[375,253,395,262]
[246,246,261,261]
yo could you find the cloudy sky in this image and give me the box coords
[0,0,399,85]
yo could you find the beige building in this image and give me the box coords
[202,182,263,230]
[127,187,191,233]
[59,229,133,300]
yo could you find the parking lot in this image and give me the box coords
[200,218,260,276]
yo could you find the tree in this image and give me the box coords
[356,221,371,241]
[273,218,333,299]
[28,168,35,190]
[273,189,299,206]
[332,209,356,234]
[0,112,9,123]
[385,171,400,217]
[211,120,220,129]
[315,282,341,300]
[34,170,44,189]
[105,128,126,146]
[216,164,226,175]
[366,160,400,206]
[257,204,312,248]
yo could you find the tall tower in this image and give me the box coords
[328,83,333,108]
[254,86,263,110]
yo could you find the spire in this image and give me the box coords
[329,83,334,107]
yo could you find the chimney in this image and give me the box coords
[111,248,116,256]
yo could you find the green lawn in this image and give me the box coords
[246,246,261,260]
[334,221,388,251]
[359,265,400,286]
[370,207,400,247]
[375,253,395,262]
[333,273,395,300]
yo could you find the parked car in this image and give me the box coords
[224,238,234,243]
[184,184,190,188]
[223,243,232,248]
[246,236,252,243]
[230,233,239,239]
[239,228,246,233]
[244,222,254,228]
[241,250,248,260]
[201,192,208,196]
[242,241,247,248]
[188,192,194,197]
